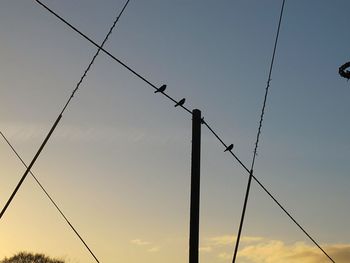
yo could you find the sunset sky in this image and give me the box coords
[1,1,350,263]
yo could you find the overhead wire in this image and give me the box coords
[232,0,286,262]
[230,1,335,262]
[35,0,192,115]
[203,121,336,263]
[0,131,101,263]
[17,1,335,262]
[0,1,132,262]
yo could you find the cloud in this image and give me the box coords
[130,239,150,246]
[199,246,213,253]
[202,234,264,260]
[0,121,147,143]
[206,235,263,246]
[218,252,231,260]
[238,240,350,263]
[327,244,350,262]
[201,234,350,263]
[130,239,160,253]
[148,246,160,253]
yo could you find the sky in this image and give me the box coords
[0,0,349,263]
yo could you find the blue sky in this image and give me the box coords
[1,1,349,263]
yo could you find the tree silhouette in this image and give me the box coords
[1,252,64,263]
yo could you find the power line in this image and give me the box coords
[231,1,335,262]
[34,0,192,115]
[29,1,335,262]
[0,131,101,263]
[0,115,61,219]
[0,1,132,259]
[203,122,336,263]
[232,1,286,262]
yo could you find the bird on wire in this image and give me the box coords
[339,61,350,80]
[154,84,167,93]
[224,144,234,152]
[174,98,186,107]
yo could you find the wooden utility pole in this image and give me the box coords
[189,109,201,263]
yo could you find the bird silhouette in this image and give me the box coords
[174,98,186,107]
[339,61,350,80]
[154,84,167,93]
[224,144,234,152]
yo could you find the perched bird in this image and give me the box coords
[224,144,234,152]
[174,98,186,107]
[154,84,167,93]
[339,62,350,80]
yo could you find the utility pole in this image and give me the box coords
[189,109,201,263]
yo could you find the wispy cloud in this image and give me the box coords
[148,246,160,253]
[130,238,160,253]
[130,239,150,246]
[201,234,350,263]
[206,234,263,246]
[218,252,231,260]
[199,246,213,253]
[0,121,147,143]
[0,121,180,144]
[238,240,350,263]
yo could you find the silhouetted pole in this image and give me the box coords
[189,109,201,263]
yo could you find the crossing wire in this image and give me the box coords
[202,121,337,263]
[232,1,286,262]
[35,0,192,115]
[0,1,131,262]
[26,1,335,262]
[231,1,335,262]
[0,131,100,263]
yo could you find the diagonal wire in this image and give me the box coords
[35,0,192,115]
[229,2,335,262]
[1,0,131,240]
[32,1,336,262]
[0,131,101,263]
[232,1,287,262]
[202,120,336,263]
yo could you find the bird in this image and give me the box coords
[154,84,167,93]
[224,144,234,152]
[338,61,350,80]
[174,98,186,107]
